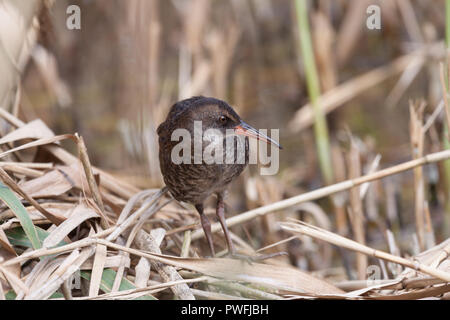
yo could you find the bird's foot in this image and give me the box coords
[227,251,288,264]
[228,252,255,264]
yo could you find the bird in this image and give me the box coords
[157,96,281,257]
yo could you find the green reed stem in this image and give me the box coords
[295,0,333,185]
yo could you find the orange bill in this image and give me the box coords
[234,121,282,149]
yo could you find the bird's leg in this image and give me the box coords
[216,193,288,262]
[195,204,215,257]
[216,194,288,263]
[216,192,236,255]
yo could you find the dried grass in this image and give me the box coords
[0,0,449,301]
[0,107,448,299]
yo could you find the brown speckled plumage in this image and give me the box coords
[158,97,248,205]
[157,96,277,256]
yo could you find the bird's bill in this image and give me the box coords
[234,121,282,149]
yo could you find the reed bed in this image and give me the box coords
[0,108,448,300]
[0,0,450,301]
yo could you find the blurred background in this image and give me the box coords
[3,0,450,280]
[23,0,427,179]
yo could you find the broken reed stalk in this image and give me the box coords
[188,148,450,244]
[295,0,333,185]
[76,134,109,229]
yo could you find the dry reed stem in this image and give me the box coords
[0,191,168,269]
[97,239,343,295]
[440,63,450,136]
[0,167,65,225]
[289,46,444,132]
[2,164,43,178]
[135,229,195,300]
[0,223,16,252]
[111,241,128,293]
[42,205,98,248]
[0,0,41,102]
[0,280,5,300]
[188,148,450,244]
[108,191,156,293]
[111,198,170,292]
[335,0,369,65]
[347,139,367,280]
[397,0,424,42]
[360,154,381,199]
[342,276,445,292]
[26,247,94,300]
[207,279,284,300]
[76,134,108,229]
[25,250,80,299]
[78,277,207,300]
[312,10,337,92]
[189,288,248,300]
[409,100,427,250]
[280,220,450,282]
[386,52,424,108]
[106,188,167,242]
[0,109,140,200]
[424,100,444,132]
[367,284,450,300]
[60,279,72,300]
[134,257,151,288]
[0,264,28,294]
[0,162,52,169]
[330,144,348,236]
[126,199,172,247]
[1,237,96,267]
[181,230,192,258]
[88,243,107,297]
[424,202,436,248]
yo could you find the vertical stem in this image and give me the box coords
[295,0,334,185]
[410,102,425,250]
[348,140,367,279]
[443,0,450,237]
[443,128,450,238]
[447,0,450,46]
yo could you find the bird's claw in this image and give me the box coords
[227,251,288,264]
[228,252,256,264]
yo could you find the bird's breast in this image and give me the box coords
[159,132,249,204]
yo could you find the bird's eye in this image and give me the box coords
[219,115,227,124]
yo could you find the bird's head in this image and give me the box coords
[159,96,282,149]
